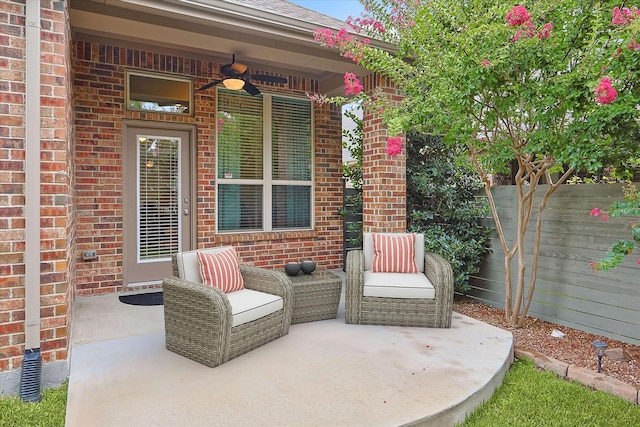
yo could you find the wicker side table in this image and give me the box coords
[289,270,342,324]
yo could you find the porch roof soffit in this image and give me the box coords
[69,0,394,94]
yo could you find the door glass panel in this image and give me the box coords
[138,135,181,262]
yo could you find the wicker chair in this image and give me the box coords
[163,247,293,367]
[345,233,454,328]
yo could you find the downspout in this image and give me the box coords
[20,0,42,402]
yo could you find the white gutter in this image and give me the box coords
[25,0,41,350]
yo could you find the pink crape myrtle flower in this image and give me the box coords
[346,16,386,34]
[590,207,609,221]
[612,6,640,26]
[594,77,618,104]
[512,29,523,42]
[481,59,490,67]
[506,5,531,27]
[538,23,553,39]
[506,6,553,41]
[306,92,328,105]
[344,73,364,96]
[314,27,367,64]
[386,137,403,157]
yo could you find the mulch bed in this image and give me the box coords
[453,298,640,389]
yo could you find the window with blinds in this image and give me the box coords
[137,135,180,261]
[217,90,313,232]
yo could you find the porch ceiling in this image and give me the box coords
[69,0,376,95]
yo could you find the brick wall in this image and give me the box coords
[0,0,73,372]
[361,73,406,232]
[73,38,344,295]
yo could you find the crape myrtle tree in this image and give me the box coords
[313,1,640,327]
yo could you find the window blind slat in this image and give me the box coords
[272,96,312,181]
[218,90,263,180]
[138,136,180,260]
[216,91,313,233]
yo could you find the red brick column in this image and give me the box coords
[361,73,406,233]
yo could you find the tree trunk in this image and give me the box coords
[472,151,575,327]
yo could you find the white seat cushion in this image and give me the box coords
[175,247,283,327]
[362,271,435,299]
[226,289,283,327]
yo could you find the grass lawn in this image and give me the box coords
[0,382,67,427]
[462,358,640,426]
[1,361,639,426]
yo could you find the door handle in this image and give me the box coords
[184,209,189,215]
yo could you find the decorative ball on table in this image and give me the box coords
[300,260,316,274]
[284,262,301,276]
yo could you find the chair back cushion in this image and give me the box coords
[176,246,242,288]
[364,233,425,273]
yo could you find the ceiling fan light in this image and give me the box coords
[222,78,245,90]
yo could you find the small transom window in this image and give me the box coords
[126,70,193,115]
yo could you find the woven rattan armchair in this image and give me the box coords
[345,233,454,328]
[163,247,293,367]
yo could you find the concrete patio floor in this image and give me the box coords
[65,271,513,427]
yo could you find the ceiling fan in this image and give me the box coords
[197,55,288,96]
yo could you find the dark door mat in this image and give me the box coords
[119,291,163,306]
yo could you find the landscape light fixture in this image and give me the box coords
[591,340,608,373]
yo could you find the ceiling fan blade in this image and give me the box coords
[197,79,223,91]
[231,62,248,75]
[220,64,232,76]
[243,81,261,96]
[249,74,288,84]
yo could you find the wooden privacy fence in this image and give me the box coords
[468,183,640,345]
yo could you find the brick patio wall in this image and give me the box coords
[0,0,73,383]
[361,73,406,232]
[73,37,344,295]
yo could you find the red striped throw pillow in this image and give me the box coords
[196,247,244,293]
[372,233,419,273]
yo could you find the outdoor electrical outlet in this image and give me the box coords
[82,250,97,261]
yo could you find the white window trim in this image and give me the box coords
[215,91,315,233]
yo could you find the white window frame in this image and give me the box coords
[215,90,314,233]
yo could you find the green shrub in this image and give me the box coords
[338,106,364,249]
[407,131,492,292]
[338,113,491,289]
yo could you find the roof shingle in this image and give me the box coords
[222,0,352,29]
